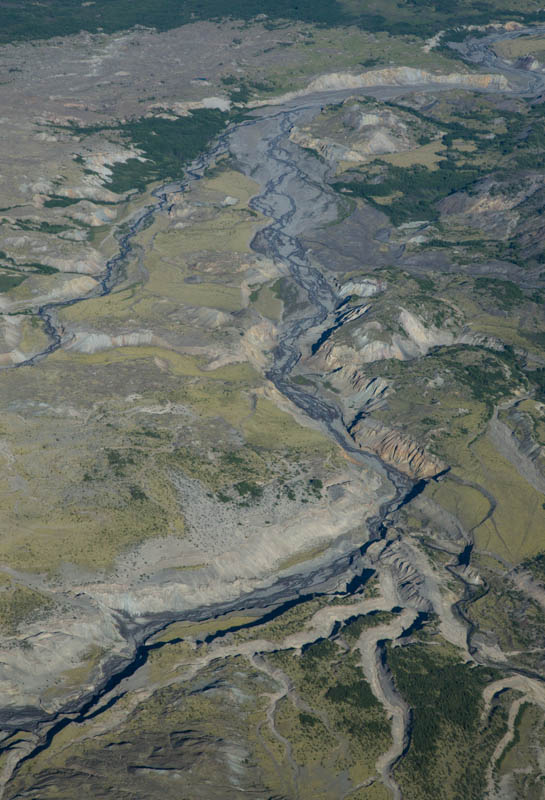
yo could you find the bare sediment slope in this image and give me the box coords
[351,418,448,480]
[253,67,510,108]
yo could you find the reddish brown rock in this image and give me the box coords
[351,417,447,480]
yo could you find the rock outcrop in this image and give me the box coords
[290,101,423,164]
[339,278,386,299]
[289,96,438,165]
[255,68,510,108]
[325,366,390,424]
[368,537,433,611]
[351,417,447,479]
[66,201,119,227]
[313,307,498,366]
[305,67,509,92]
[439,174,545,237]
[291,125,406,163]
[64,329,163,353]
[515,55,540,72]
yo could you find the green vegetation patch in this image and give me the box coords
[233,598,328,643]
[333,94,545,234]
[495,701,545,794]
[474,278,525,311]
[341,609,400,643]
[4,0,545,45]
[333,159,483,226]
[388,638,507,800]
[521,551,545,584]
[74,112,229,194]
[269,640,391,783]
[42,195,82,208]
[367,342,524,427]
[451,349,523,410]
[528,368,545,402]
[166,442,272,494]
[0,273,26,292]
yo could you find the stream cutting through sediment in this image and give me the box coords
[4,27,545,791]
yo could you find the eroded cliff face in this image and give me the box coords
[351,417,447,479]
[311,306,495,368]
[290,109,415,164]
[438,174,545,241]
[255,68,510,108]
[325,366,391,425]
[305,67,510,92]
[288,95,441,166]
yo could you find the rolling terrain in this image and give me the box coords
[0,6,545,799]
